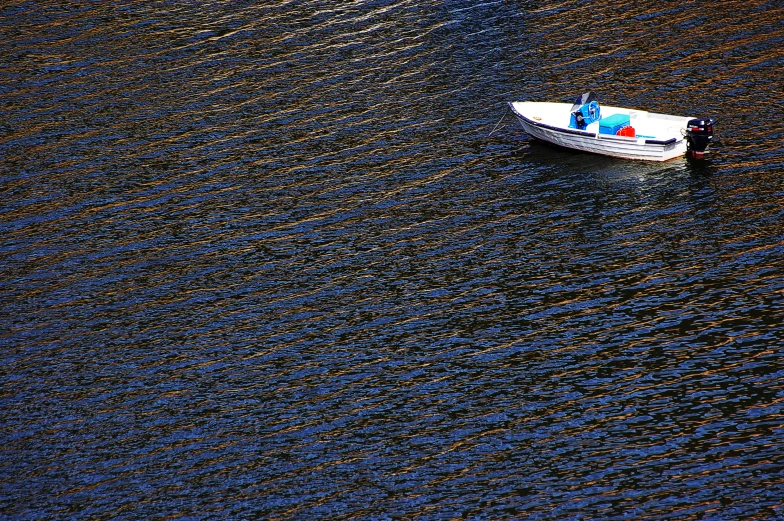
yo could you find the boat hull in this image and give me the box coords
[508,101,689,161]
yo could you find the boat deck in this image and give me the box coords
[511,101,691,142]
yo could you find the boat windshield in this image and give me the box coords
[570,91,598,113]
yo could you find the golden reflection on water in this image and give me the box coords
[2,0,784,519]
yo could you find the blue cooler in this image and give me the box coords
[599,114,631,135]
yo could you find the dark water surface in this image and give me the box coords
[2,1,784,519]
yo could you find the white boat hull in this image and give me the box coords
[509,101,693,161]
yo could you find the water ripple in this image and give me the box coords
[2,0,784,519]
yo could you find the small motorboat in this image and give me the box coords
[508,92,715,161]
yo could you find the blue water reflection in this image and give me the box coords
[2,0,783,519]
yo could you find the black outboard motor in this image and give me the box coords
[684,118,716,158]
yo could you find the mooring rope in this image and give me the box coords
[488,107,511,136]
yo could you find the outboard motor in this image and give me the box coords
[684,118,716,158]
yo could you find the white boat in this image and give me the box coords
[508,92,715,161]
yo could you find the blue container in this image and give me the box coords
[599,114,631,135]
